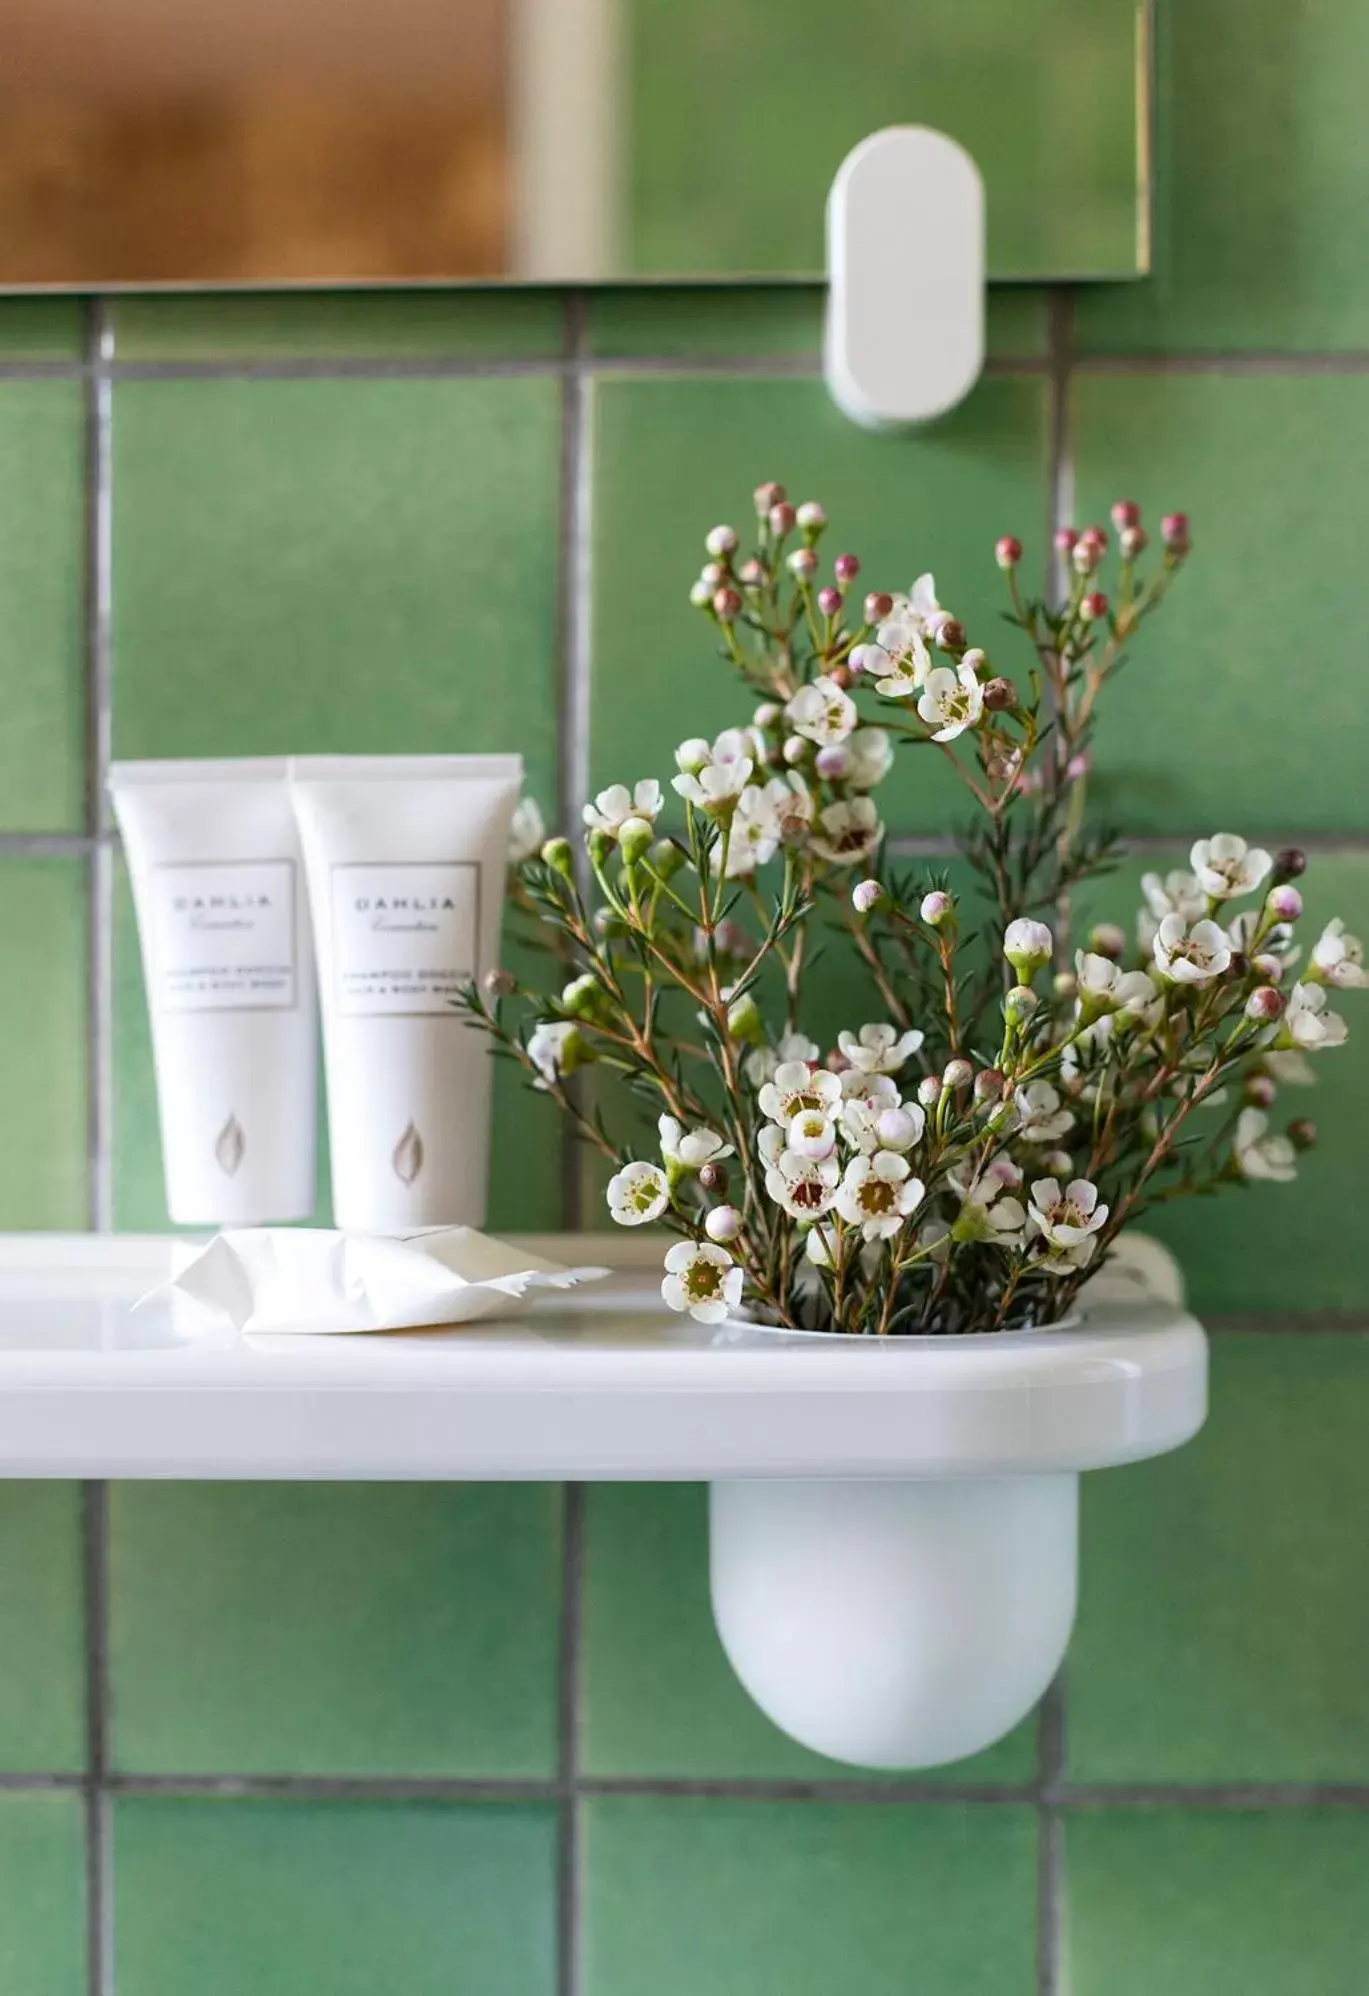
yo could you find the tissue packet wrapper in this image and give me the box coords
[158,1227,608,1335]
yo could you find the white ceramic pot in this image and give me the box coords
[706,1237,1206,1769]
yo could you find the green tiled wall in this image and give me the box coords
[0,4,1365,1988]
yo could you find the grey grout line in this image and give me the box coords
[1036,1676,1068,1996]
[1073,351,1369,375]
[1,1766,1366,1807]
[557,1484,586,1996]
[81,296,117,1996]
[80,1481,113,1996]
[556,293,593,1231]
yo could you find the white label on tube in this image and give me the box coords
[330,862,479,1016]
[152,861,298,1012]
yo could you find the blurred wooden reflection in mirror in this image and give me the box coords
[0,0,1148,287]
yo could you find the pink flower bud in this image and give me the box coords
[705,525,738,558]
[1088,923,1127,960]
[876,1107,920,1150]
[1043,1150,1074,1177]
[769,501,797,536]
[943,1058,973,1091]
[864,591,894,623]
[934,616,967,652]
[712,587,741,621]
[1246,986,1285,1022]
[817,586,842,616]
[1081,591,1108,621]
[1079,525,1109,551]
[1287,1118,1317,1151]
[983,675,1016,711]
[1252,953,1284,983]
[1053,526,1079,553]
[834,552,860,582]
[796,501,827,531]
[973,1067,1005,1103]
[826,662,852,690]
[917,1075,943,1108]
[815,745,849,780]
[852,878,885,915]
[738,558,766,588]
[1267,885,1303,921]
[1245,1073,1277,1107]
[1160,511,1189,549]
[754,480,786,515]
[705,1203,742,1243]
[787,546,818,578]
[920,890,954,926]
[995,535,1023,569]
[1066,751,1092,780]
[1273,847,1307,883]
[1071,540,1102,575]
[753,702,781,729]
[782,735,808,766]
[700,561,725,587]
[1119,525,1148,560]
[482,966,517,999]
[688,580,711,608]
[1110,499,1141,530]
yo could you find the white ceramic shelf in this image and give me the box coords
[0,1232,1204,1482]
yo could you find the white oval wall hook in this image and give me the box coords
[825,126,985,430]
[707,1239,1207,1770]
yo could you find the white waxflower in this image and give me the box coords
[786,676,858,747]
[583,779,663,836]
[757,1060,843,1126]
[1027,1177,1109,1267]
[1073,952,1161,1022]
[718,784,781,875]
[916,662,984,741]
[674,737,711,774]
[672,754,753,815]
[787,1110,837,1160]
[839,1069,902,1108]
[1012,1079,1075,1145]
[658,1115,733,1172]
[606,1160,670,1225]
[863,624,932,698]
[1264,1049,1315,1085]
[803,1224,834,1270]
[757,1124,788,1168]
[527,1020,583,1089]
[1281,981,1348,1051]
[1311,918,1368,989]
[951,1173,1028,1248]
[763,772,815,844]
[874,1104,925,1151]
[1153,913,1233,984]
[1190,834,1274,902]
[844,728,894,791]
[835,1152,925,1242]
[838,1022,925,1076]
[810,796,884,867]
[508,796,547,863]
[1233,1108,1297,1184]
[1004,918,1054,975]
[1114,970,1162,1020]
[661,1241,743,1324]
[744,1032,820,1088]
[765,1148,840,1220]
[1138,869,1207,951]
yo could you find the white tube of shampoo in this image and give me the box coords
[110,758,318,1224]
[288,754,522,1231]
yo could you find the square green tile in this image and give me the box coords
[110,375,560,809]
[583,1485,1038,1780]
[0,384,86,832]
[1069,1336,1369,1783]
[0,860,88,1228]
[115,1796,556,1996]
[583,1795,1036,1996]
[1076,0,1369,351]
[586,286,1047,361]
[1073,372,1369,835]
[0,298,86,361]
[588,373,1047,835]
[112,861,563,1232]
[1065,1810,1369,1995]
[1072,854,1369,1315]
[109,1483,562,1776]
[0,1485,86,1772]
[0,1793,85,1995]
[111,288,565,361]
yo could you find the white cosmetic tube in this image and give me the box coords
[288,754,522,1232]
[110,758,318,1224]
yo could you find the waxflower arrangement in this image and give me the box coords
[470,487,1361,1335]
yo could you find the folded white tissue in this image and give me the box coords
[154,1228,609,1336]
